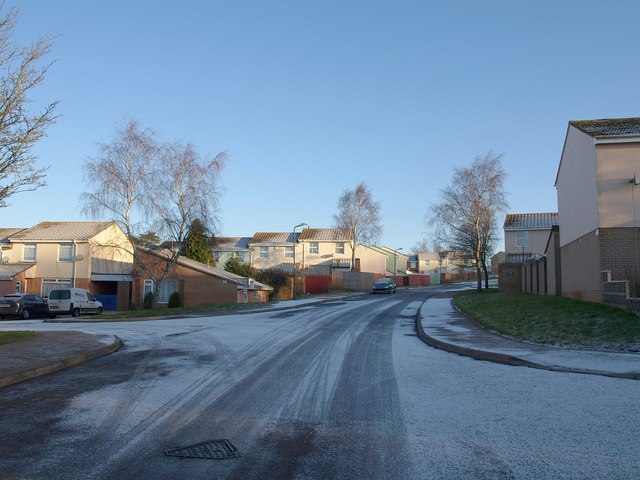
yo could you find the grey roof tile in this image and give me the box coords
[211,237,251,250]
[249,232,296,245]
[570,118,640,137]
[10,222,114,241]
[298,228,351,242]
[0,263,34,280]
[0,228,26,244]
[504,213,558,230]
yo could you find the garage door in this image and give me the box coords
[42,279,72,298]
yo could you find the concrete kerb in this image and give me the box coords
[0,335,123,389]
[415,297,640,381]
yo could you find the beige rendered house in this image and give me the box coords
[555,117,640,302]
[500,213,560,295]
[503,213,559,260]
[242,228,386,275]
[0,222,133,309]
[210,237,251,268]
[369,245,409,275]
[248,232,299,272]
[297,228,386,275]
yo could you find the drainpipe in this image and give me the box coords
[72,240,78,288]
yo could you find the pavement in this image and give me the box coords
[0,291,639,389]
[418,296,640,380]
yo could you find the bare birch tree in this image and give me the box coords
[81,121,226,307]
[141,142,226,291]
[0,6,58,208]
[429,152,507,291]
[334,182,382,271]
[81,120,158,238]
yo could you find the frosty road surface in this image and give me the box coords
[0,286,638,479]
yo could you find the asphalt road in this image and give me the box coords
[0,286,639,479]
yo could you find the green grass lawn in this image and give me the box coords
[453,289,640,351]
[0,331,37,346]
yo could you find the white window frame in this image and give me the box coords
[516,231,530,248]
[59,243,74,262]
[15,281,21,293]
[213,251,220,262]
[260,246,269,258]
[309,242,319,254]
[23,244,37,262]
[237,251,246,263]
[143,279,154,300]
[285,246,294,258]
[335,242,345,255]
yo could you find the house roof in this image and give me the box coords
[0,263,34,280]
[503,213,558,230]
[249,232,297,245]
[298,228,352,242]
[9,222,114,242]
[138,247,272,291]
[504,253,542,264]
[0,228,25,244]
[570,118,640,138]
[175,255,272,291]
[211,237,251,251]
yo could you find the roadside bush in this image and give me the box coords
[168,292,182,308]
[256,268,290,301]
[143,291,154,309]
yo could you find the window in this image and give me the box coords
[59,243,73,261]
[285,246,294,258]
[335,242,345,254]
[158,279,178,303]
[237,252,246,262]
[213,251,220,262]
[260,246,269,258]
[143,279,154,299]
[23,244,36,261]
[309,242,319,254]
[15,281,20,294]
[516,231,530,248]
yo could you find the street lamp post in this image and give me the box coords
[292,222,308,300]
[394,247,403,275]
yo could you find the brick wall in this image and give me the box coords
[498,263,522,293]
[599,228,640,294]
[560,230,601,302]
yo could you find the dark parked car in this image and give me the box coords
[0,293,53,320]
[372,278,397,294]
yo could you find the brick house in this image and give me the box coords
[133,248,272,307]
[555,117,640,302]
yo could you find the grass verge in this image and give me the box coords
[453,289,640,352]
[102,302,261,320]
[0,331,37,346]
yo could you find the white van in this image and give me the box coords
[47,288,103,318]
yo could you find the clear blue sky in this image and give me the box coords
[3,0,640,253]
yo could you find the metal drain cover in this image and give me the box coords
[165,439,240,460]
